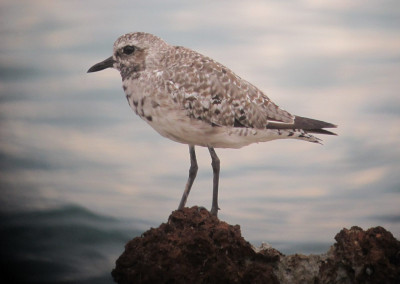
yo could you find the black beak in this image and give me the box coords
[87,56,115,73]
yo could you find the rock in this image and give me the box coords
[318,226,400,284]
[112,207,400,284]
[112,207,278,283]
[275,253,327,283]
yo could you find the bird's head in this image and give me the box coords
[87,32,169,79]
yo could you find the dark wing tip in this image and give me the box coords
[307,128,338,135]
[267,115,338,135]
[294,116,337,135]
[294,115,336,129]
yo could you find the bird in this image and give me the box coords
[87,32,337,217]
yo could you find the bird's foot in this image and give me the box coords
[197,206,207,212]
[210,206,220,217]
[178,206,219,217]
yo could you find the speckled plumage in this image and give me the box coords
[88,32,337,216]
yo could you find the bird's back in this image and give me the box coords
[158,45,295,130]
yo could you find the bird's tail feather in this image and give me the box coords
[294,116,337,135]
[268,115,337,136]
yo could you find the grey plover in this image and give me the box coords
[88,32,336,217]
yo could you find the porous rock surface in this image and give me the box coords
[112,207,400,284]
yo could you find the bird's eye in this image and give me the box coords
[123,46,135,55]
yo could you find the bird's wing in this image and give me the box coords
[162,47,294,129]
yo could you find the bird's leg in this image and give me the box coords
[208,147,220,216]
[178,145,198,210]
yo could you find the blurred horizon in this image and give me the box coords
[1,0,399,282]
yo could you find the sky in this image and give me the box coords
[1,0,399,257]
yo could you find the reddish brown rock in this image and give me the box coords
[112,207,400,284]
[319,226,400,284]
[112,207,278,284]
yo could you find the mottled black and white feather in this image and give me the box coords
[95,32,337,148]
